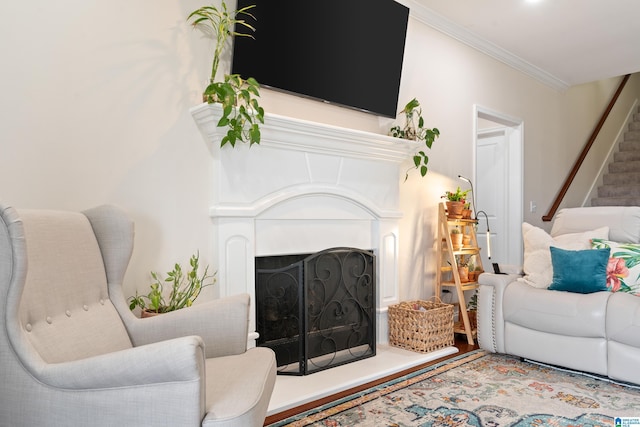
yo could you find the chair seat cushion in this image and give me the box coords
[504,281,609,338]
[203,347,276,427]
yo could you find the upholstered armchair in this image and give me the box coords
[0,202,276,426]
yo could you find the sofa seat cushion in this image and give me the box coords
[504,282,609,338]
[607,292,640,348]
[203,347,276,427]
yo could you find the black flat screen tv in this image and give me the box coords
[231,0,410,118]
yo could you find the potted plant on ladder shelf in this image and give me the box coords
[442,187,471,219]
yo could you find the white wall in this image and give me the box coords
[0,0,637,303]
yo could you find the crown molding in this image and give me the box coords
[397,0,569,91]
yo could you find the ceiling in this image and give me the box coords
[404,0,640,90]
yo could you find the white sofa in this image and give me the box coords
[478,206,640,385]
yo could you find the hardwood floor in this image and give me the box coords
[264,335,479,425]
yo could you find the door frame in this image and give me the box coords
[473,105,524,266]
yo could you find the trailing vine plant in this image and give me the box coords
[188,2,264,147]
[389,98,440,180]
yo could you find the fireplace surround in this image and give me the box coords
[191,103,417,346]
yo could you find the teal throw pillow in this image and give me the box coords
[548,246,610,294]
[591,238,640,295]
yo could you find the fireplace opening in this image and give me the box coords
[255,247,376,375]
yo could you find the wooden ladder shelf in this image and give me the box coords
[435,202,484,345]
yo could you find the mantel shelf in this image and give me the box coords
[190,102,418,163]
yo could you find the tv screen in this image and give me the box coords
[231,0,409,118]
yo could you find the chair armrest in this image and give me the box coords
[38,336,205,390]
[125,293,250,358]
[477,271,522,353]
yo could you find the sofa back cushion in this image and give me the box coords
[551,206,640,243]
[18,209,132,363]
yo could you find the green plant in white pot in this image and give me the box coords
[128,252,216,316]
[389,98,440,180]
[188,1,264,147]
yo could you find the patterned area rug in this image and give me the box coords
[268,350,640,426]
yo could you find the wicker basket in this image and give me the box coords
[388,298,454,353]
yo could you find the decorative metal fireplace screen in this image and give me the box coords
[255,247,376,375]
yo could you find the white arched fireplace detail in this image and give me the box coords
[191,103,417,346]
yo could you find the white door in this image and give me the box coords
[474,106,523,271]
[476,129,506,270]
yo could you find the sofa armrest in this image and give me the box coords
[477,271,522,353]
[490,264,524,275]
[124,293,251,358]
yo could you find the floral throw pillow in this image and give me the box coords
[591,238,640,295]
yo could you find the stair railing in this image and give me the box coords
[542,74,631,222]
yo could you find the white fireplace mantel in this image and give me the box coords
[190,103,417,345]
[191,103,418,162]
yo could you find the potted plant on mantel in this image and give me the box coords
[389,98,441,180]
[188,1,264,147]
[128,252,216,317]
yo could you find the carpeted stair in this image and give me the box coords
[592,106,640,206]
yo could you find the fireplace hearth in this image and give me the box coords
[255,247,376,375]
